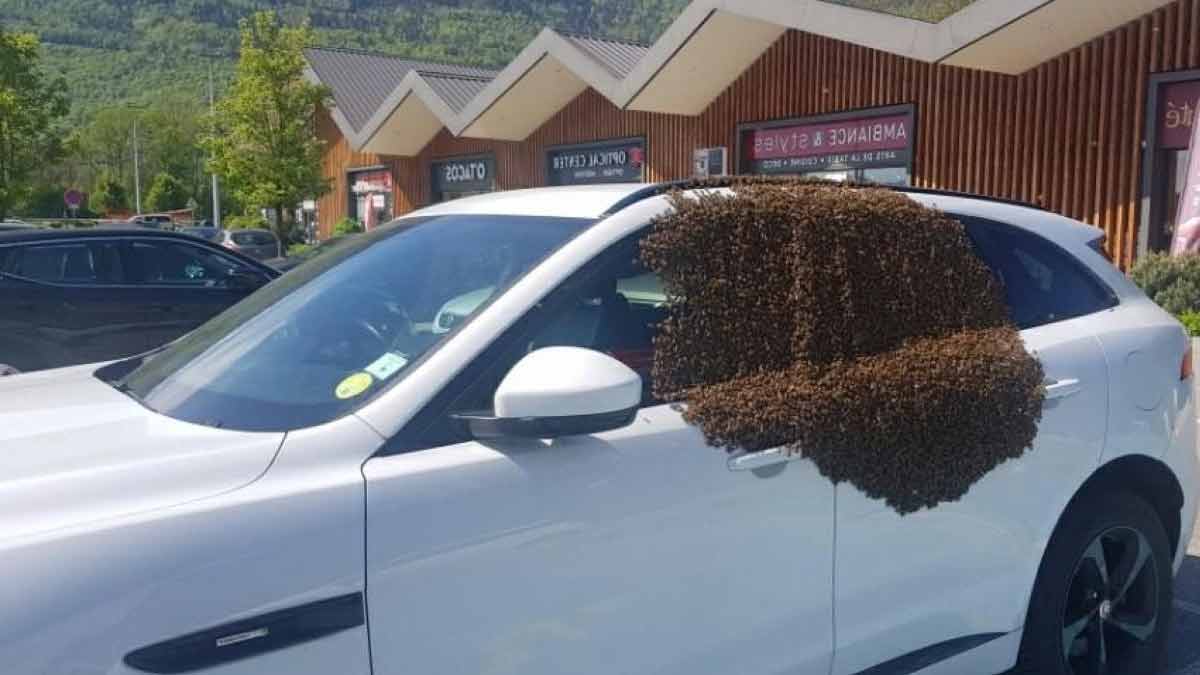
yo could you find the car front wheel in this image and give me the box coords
[1014,491,1172,675]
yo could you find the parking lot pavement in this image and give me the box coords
[1168,525,1200,674]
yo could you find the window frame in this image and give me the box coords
[380,229,653,456]
[121,238,266,290]
[957,215,1119,330]
[0,239,124,288]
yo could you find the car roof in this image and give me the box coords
[401,184,648,220]
[0,228,208,244]
[0,227,279,274]
[397,182,1102,248]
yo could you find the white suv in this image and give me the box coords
[0,183,1194,675]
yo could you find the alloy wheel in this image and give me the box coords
[1062,526,1160,675]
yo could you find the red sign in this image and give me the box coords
[1159,80,1200,150]
[1170,112,1200,255]
[743,111,914,175]
[63,189,83,209]
[350,169,393,194]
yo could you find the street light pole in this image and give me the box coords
[132,115,142,215]
[208,63,222,228]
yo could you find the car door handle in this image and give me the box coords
[1044,378,1082,400]
[728,447,797,471]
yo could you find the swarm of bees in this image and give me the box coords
[641,179,1045,514]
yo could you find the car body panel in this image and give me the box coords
[0,409,377,675]
[0,365,284,544]
[363,404,836,675]
[832,314,1110,674]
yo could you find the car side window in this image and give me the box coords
[387,233,666,453]
[4,241,124,285]
[961,217,1117,329]
[125,240,257,287]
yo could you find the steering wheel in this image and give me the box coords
[340,284,414,346]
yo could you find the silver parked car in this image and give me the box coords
[219,228,281,260]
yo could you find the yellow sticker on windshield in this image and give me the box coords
[335,372,374,400]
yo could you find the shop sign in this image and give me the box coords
[1159,79,1200,150]
[433,155,495,194]
[547,139,645,185]
[350,169,393,194]
[742,110,914,175]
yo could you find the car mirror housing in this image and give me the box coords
[452,347,642,440]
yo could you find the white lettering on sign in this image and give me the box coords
[443,161,489,183]
[553,150,630,170]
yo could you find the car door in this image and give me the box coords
[362,236,836,675]
[0,238,139,369]
[831,216,1115,674]
[119,238,268,353]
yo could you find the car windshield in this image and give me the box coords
[102,214,593,431]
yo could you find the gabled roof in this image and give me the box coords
[451,28,650,141]
[558,32,651,79]
[307,0,1177,156]
[303,47,496,145]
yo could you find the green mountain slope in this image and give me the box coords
[0,0,689,121]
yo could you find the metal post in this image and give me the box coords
[132,115,142,215]
[208,63,222,229]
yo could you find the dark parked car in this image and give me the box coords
[219,228,281,260]
[178,225,222,242]
[0,229,278,374]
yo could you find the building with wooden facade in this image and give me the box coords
[306,0,1199,268]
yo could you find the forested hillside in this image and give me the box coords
[0,0,689,121]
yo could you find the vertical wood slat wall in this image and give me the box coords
[317,0,1200,268]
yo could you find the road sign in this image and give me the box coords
[64,189,83,209]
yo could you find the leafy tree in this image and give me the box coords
[203,11,331,243]
[0,27,67,220]
[145,172,189,212]
[89,170,127,214]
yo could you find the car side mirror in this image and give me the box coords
[453,347,642,440]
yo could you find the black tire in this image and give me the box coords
[1012,491,1172,675]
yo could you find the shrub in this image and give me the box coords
[640,179,1045,514]
[88,172,128,215]
[287,242,314,257]
[1179,311,1200,337]
[145,173,190,212]
[225,214,270,230]
[332,217,363,236]
[1130,252,1200,316]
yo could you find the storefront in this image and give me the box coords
[1143,71,1200,253]
[546,138,646,186]
[309,0,1200,268]
[347,167,394,230]
[431,154,496,203]
[738,105,915,186]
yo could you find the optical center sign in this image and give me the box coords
[547,138,646,185]
[743,110,914,175]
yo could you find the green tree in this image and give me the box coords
[203,11,331,243]
[145,172,189,212]
[0,28,67,220]
[89,171,128,214]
